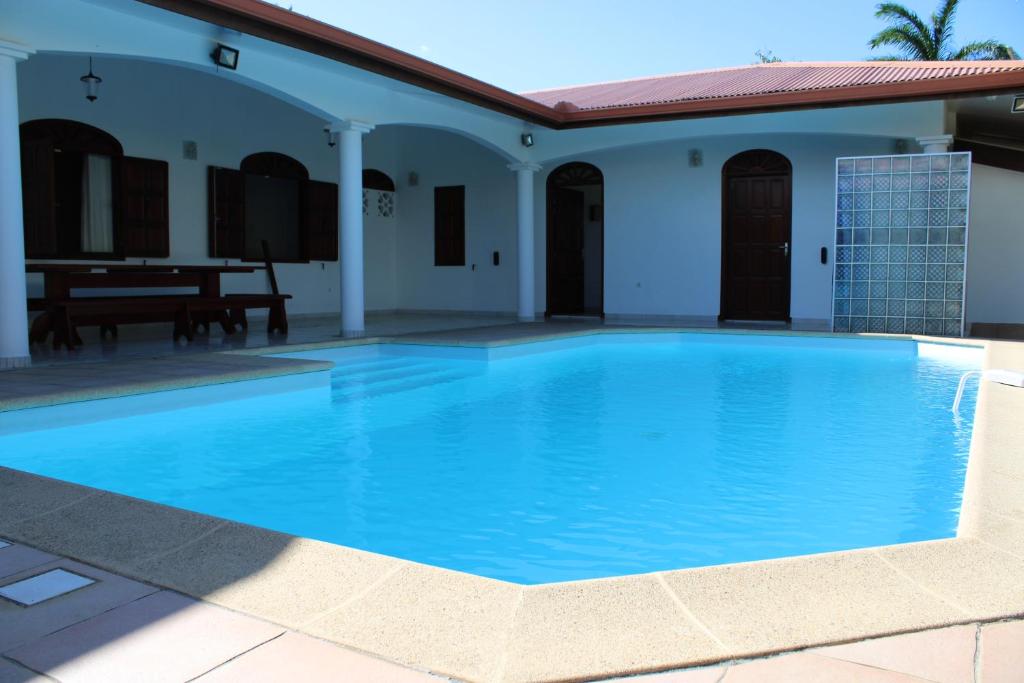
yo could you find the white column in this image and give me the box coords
[509,162,541,322]
[0,42,34,370]
[329,120,374,337]
[916,134,953,154]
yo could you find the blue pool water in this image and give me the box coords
[0,333,980,584]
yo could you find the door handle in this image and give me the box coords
[776,242,789,257]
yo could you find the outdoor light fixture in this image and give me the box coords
[80,57,102,102]
[323,127,336,148]
[521,133,534,147]
[211,44,239,70]
[1012,95,1024,114]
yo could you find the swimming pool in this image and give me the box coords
[0,333,981,584]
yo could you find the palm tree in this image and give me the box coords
[868,0,1019,61]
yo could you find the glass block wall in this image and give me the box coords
[832,152,971,336]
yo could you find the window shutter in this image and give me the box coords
[434,185,465,266]
[121,156,169,257]
[20,138,57,258]
[302,179,338,261]
[208,166,245,258]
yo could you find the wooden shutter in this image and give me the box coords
[302,180,338,261]
[434,185,465,266]
[121,157,169,257]
[20,138,57,258]
[208,166,245,258]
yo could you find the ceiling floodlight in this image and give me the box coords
[520,133,534,147]
[1011,95,1024,113]
[211,44,239,70]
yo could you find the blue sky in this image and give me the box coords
[270,0,1024,92]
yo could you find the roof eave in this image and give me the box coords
[135,0,565,127]
[134,0,1024,130]
[556,70,1024,127]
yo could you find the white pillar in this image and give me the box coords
[509,162,541,322]
[0,42,34,370]
[329,120,374,337]
[916,134,953,154]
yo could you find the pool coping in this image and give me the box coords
[1,328,1022,682]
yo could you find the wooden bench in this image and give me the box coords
[43,293,290,350]
[29,241,290,349]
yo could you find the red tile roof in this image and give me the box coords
[521,61,1024,112]
[140,1,1024,127]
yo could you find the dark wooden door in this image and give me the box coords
[547,187,585,314]
[722,164,791,321]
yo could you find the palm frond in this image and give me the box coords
[869,26,935,60]
[874,2,931,38]
[951,40,1021,60]
[931,0,960,58]
[870,3,936,59]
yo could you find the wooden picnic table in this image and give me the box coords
[25,262,288,348]
[26,263,259,300]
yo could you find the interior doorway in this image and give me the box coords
[546,162,604,316]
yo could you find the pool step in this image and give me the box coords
[331,366,474,401]
[330,362,444,386]
[327,357,419,373]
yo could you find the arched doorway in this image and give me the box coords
[546,162,604,316]
[721,149,792,322]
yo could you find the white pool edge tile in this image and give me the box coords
[0,568,96,606]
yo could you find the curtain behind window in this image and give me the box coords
[81,154,114,253]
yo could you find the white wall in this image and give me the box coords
[17,54,403,316]
[965,163,1024,328]
[533,134,897,324]
[392,127,518,314]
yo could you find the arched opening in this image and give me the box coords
[239,152,309,180]
[362,169,395,192]
[20,119,125,259]
[721,149,792,322]
[546,162,604,316]
[227,151,310,261]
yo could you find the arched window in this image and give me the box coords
[240,152,309,180]
[362,169,395,192]
[209,152,338,262]
[362,169,395,219]
[20,119,169,259]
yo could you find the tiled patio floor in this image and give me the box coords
[25,312,520,366]
[1,537,1021,682]
[0,536,1019,683]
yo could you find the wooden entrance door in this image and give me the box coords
[548,186,585,315]
[721,150,792,321]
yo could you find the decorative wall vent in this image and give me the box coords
[377,191,394,218]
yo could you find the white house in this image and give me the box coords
[1,0,1023,369]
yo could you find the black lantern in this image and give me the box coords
[80,57,101,102]
[211,44,240,70]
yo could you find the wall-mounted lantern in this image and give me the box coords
[80,57,102,102]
